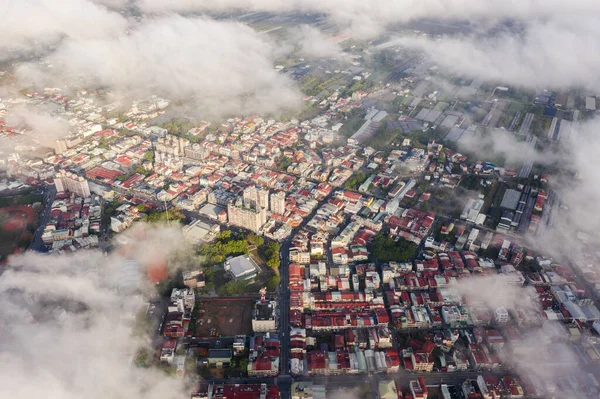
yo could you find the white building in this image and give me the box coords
[270,191,286,215]
[495,307,510,324]
[224,255,258,280]
[54,170,91,197]
[252,300,277,332]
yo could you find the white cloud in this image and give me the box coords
[0,225,190,399]
[0,0,129,59]
[136,0,600,39]
[288,25,348,61]
[397,16,600,94]
[15,16,301,119]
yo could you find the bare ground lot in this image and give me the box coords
[195,299,254,337]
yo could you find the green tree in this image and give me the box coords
[266,275,280,292]
[344,172,368,190]
[217,280,250,296]
[371,233,417,262]
[134,348,150,368]
[246,233,264,247]
[275,155,292,172]
[260,241,280,269]
[143,150,155,162]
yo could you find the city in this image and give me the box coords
[1,2,600,399]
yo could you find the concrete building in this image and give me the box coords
[182,270,205,289]
[379,381,399,399]
[225,255,258,280]
[244,185,258,208]
[182,219,220,244]
[54,170,91,197]
[495,307,510,324]
[252,300,277,332]
[207,349,232,368]
[243,186,269,209]
[291,382,326,399]
[227,199,267,233]
[270,191,286,215]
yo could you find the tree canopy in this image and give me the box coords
[371,233,417,262]
[261,241,280,269]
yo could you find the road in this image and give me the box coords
[205,369,512,392]
[30,184,56,252]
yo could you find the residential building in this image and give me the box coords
[207,349,232,368]
[291,382,326,399]
[227,199,267,233]
[182,270,205,289]
[271,191,286,215]
[252,300,277,332]
[54,170,91,197]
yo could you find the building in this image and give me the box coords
[270,191,286,215]
[252,300,277,332]
[227,199,267,233]
[410,377,428,399]
[244,186,259,208]
[54,170,91,197]
[193,383,279,399]
[379,381,399,399]
[495,307,510,324]
[244,186,270,209]
[207,349,232,368]
[182,220,220,244]
[233,335,246,354]
[225,255,258,280]
[290,250,310,264]
[291,382,326,399]
[182,270,205,289]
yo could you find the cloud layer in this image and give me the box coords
[0,225,189,399]
[13,15,301,119]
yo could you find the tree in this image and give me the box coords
[266,275,280,292]
[143,150,155,162]
[246,233,264,247]
[260,241,280,269]
[134,348,150,368]
[344,172,368,190]
[371,233,417,262]
[217,279,249,296]
[136,204,147,213]
[275,155,292,172]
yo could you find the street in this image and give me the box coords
[30,184,56,252]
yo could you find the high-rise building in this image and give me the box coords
[243,186,258,208]
[54,170,91,197]
[270,191,286,215]
[494,307,510,324]
[257,188,269,210]
[227,198,267,233]
[244,186,269,210]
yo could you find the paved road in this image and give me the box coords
[279,240,291,376]
[30,184,56,252]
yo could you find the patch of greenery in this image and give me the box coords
[275,155,292,172]
[266,275,280,292]
[371,233,418,262]
[260,241,280,269]
[344,172,369,190]
[217,279,250,296]
[198,230,249,265]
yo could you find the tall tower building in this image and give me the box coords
[257,188,269,210]
[270,191,286,215]
[243,185,258,208]
[54,170,91,197]
[227,198,267,233]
